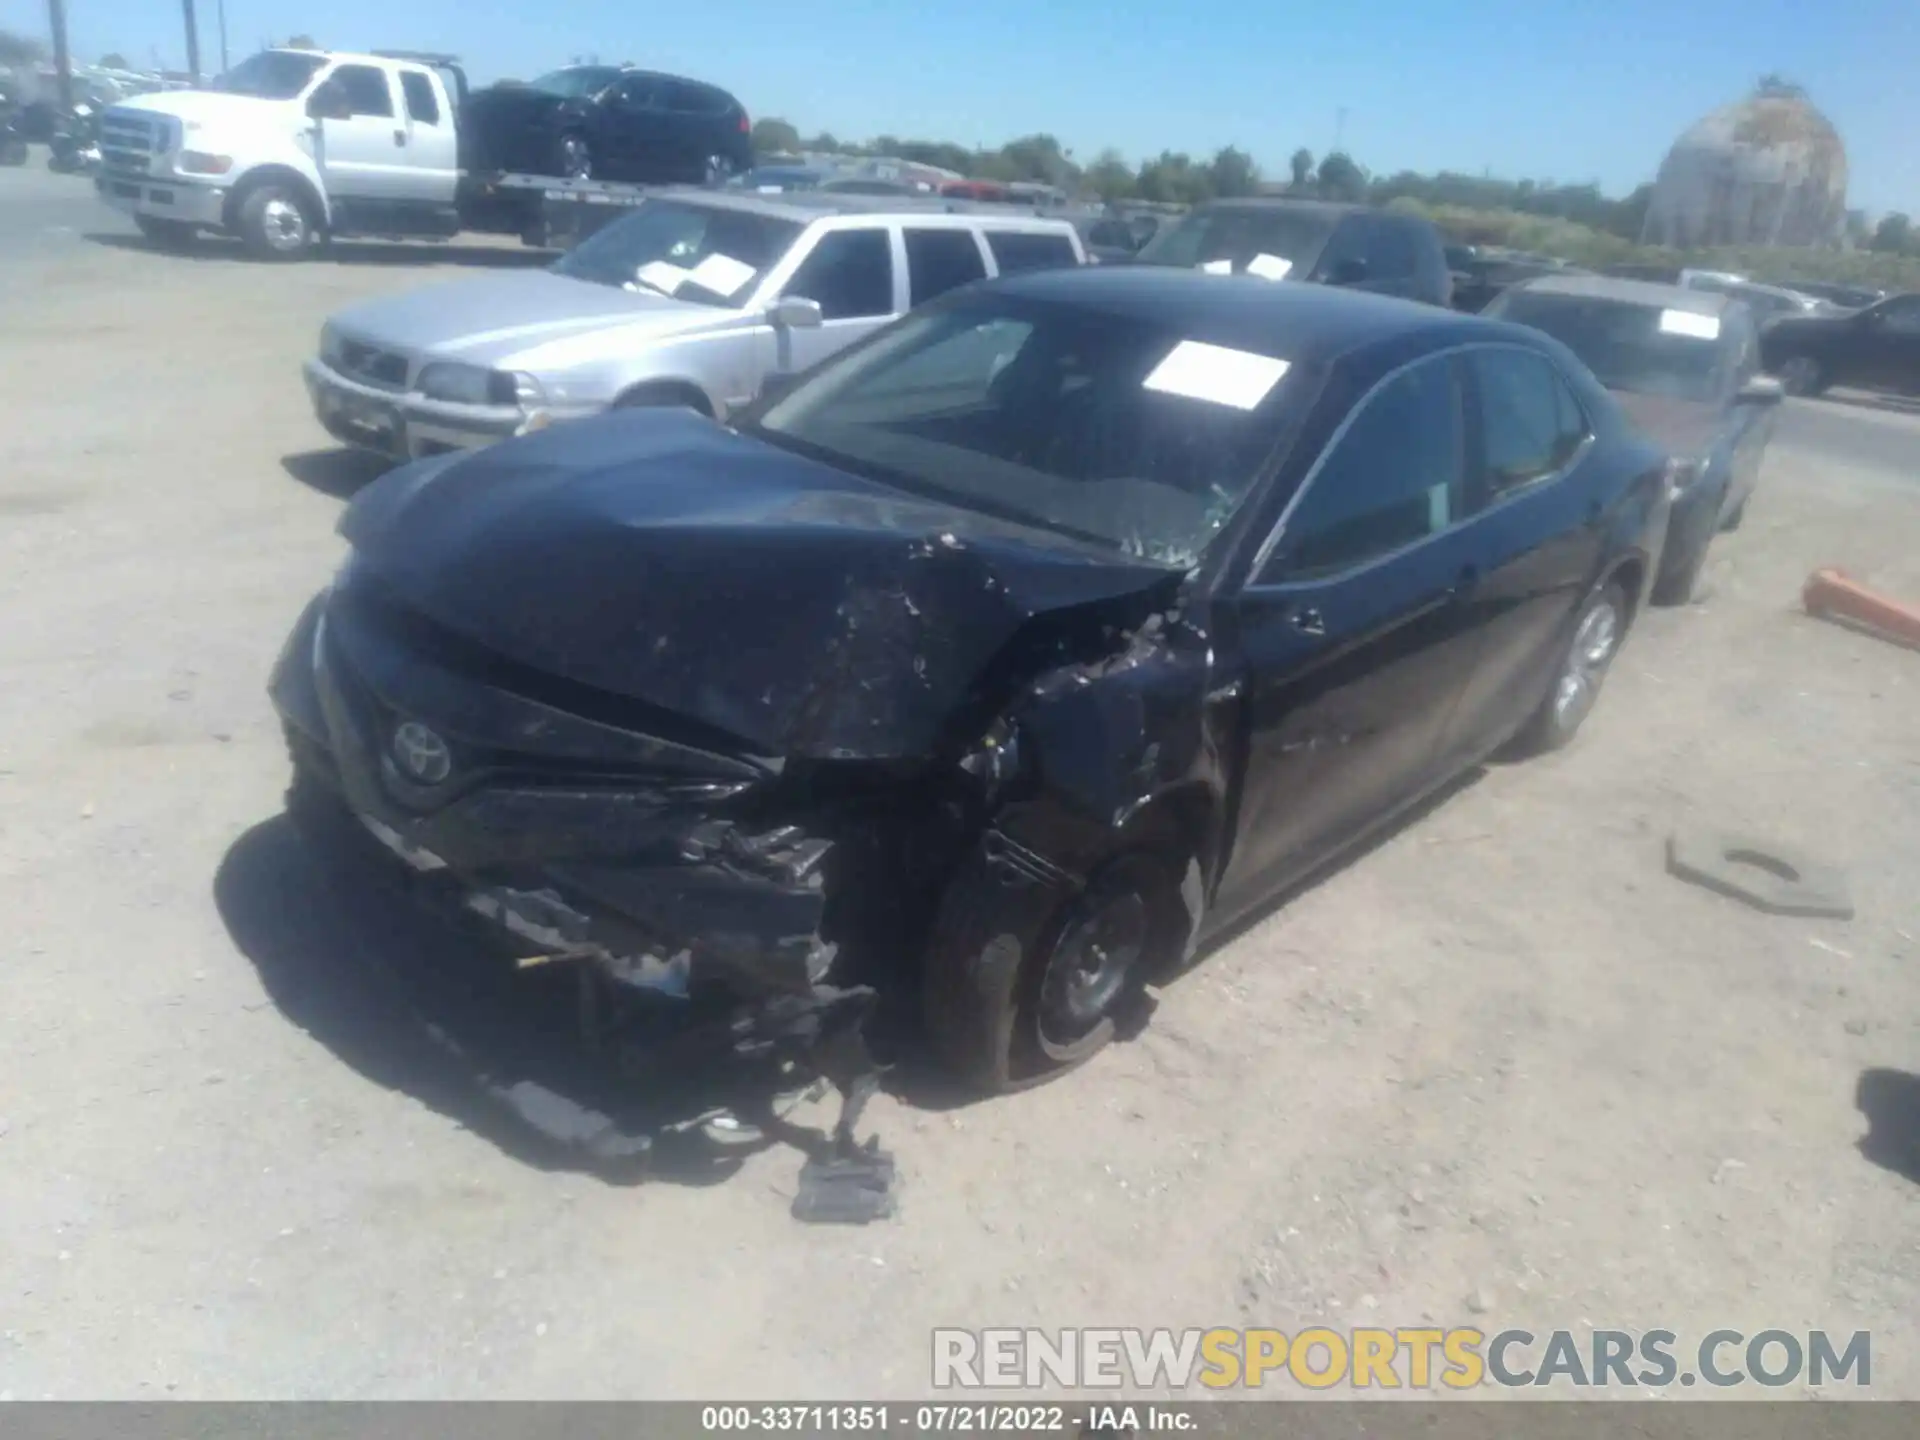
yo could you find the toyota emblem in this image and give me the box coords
[390,720,453,786]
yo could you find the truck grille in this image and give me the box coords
[336,339,411,391]
[101,109,172,176]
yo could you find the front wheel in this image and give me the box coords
[235,182,315,260]
[1509,578,1628,756]
[702,153,736,188]
[1777,356,1825,397]
[556,133,592,181]
[923,849,1180,1093]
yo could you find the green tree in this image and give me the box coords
[1871,213,1913,254]
[1135,151,1211,205]
[1208,145,1259,198]
[751,117,801,156]
[287,35,319,49]
[0,29,47,65]
[998,133,1077,188]
[1083,148,1135,201]
[1289,148,1314,188]
[99,53,130,70]
[1315,151,1367,203]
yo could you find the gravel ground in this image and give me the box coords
[2,178,1918,1401]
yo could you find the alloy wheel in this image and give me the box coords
[1553,595,1621,733]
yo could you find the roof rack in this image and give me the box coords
[372,49,462,66]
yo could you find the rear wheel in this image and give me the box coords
[1651,532,1710,606]
[702,153,735,187]
[1510,578,1627,756]
[1720,496,1748,532]
[134,214,196,249]
[235,182,315,260]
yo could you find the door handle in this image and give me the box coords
[1451,563,1479,597]
[1286,604,1326,637]
[393,129,407,147]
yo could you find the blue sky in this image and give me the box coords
[8,0,1917,213]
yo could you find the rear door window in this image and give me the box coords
[1470,348,1591,499]
[331,65,394,118]
[904,228,988,306]
[783,228,895,319]
[986,230,1079,275]
[399,71,441,125]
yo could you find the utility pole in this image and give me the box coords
[216,0,230,71]
[182,0,203,84]
[47,0,74,114]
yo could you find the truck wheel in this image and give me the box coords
[702,154,735,187]
[1777,357,1825,397]
[556,133,592,181]
[236,182,315,260]
[133,215,196,250]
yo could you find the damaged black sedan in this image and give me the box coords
[270,268,1670,1133]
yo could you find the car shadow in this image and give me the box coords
[282,448,391,499]
[213,813,848,1189]
[1856,1068,1920,1186]
[83,232,553,268]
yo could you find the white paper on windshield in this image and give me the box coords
[1199,259,1233,275]
[689,252,757,297]
[634,261,691,295]
[1246,252,1293,281]
[1659,308,1721,341]
[1143,340,1290,410]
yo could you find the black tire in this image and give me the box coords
[235,181,315,260]
[1720,496,1748,533]
[923,848,1182,1093]
[134,214,196,249]
[1777,356,1826,398]
[702,153,735,187]
[1650,533,1710,607]
[1509,577,1629,756]
[556,132,592,181]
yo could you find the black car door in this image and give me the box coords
[1213,349,1488,912]
[601,74,667,179]
[1432,344,1606,764]
[1858,296,1920,394]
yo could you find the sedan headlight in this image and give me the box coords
[417,362,544,408]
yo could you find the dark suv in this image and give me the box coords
[463,65,754,186]
[1133,198,1453,306]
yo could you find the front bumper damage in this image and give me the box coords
[270,589,903,1221]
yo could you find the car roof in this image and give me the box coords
[646,187,1077,227]
[1509,273,1736,315]
[984,266,1502,365]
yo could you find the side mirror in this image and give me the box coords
[1737,374,1785,405]
[1327,257,1369,286]
[768,295,824,330]
[306,81,352,121]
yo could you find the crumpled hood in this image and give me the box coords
[337,410,1179,761]
[325,270,725,363]
[1610,390,1724,461]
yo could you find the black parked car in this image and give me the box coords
[1759,292,1920,397]
[269,269,1667,1139]
[1486,275,1782,604]
[1135,198,1454,306]
[462,65,753,186]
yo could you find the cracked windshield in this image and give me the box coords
[1,0,1915,1422]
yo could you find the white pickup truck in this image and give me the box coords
[96,47,581,258]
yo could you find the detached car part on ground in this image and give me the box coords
[1484,274,1783,605]
[271,269,1670,1183]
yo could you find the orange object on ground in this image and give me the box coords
[1802,568,1920,650]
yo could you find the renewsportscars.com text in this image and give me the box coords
[931,1327,1872,1390]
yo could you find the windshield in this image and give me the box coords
[1134,206,1333,276]
[525,67,622,99]
[209,51,327,100]
[1491,293,1727,403]
[748,296,1305,567]
[550,200,803,305]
